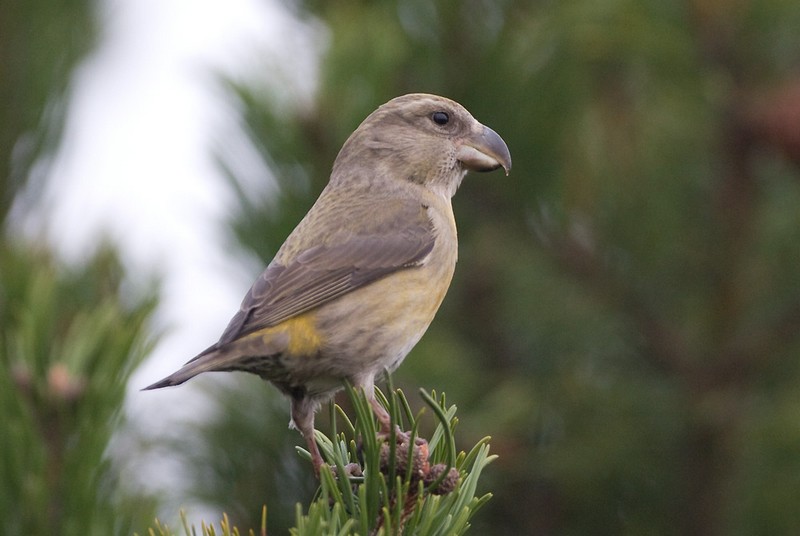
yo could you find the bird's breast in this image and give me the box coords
[308,197,458,370]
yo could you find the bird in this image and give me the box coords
[144,93,511,475]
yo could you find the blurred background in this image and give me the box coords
[3,0,800,534]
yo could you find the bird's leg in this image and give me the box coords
[291,397,324,477]
[369,396,392,434]
[305,436,324,478]
[359,375,397,435]
[369,395,409,444]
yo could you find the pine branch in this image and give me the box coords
[140,383,496,536]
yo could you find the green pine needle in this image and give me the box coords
[140,382,495,535]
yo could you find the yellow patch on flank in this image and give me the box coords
[282,314,323,356]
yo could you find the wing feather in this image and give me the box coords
[215,198,435,347]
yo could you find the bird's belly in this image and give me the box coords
[313,253,456,377]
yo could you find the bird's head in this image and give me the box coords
[332,94,512,198]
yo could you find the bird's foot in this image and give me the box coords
[377,424,410,444]
[330,462,363,479]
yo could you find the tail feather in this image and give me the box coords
[142,330,288,391]
[142,344,227,390]
[142,375,188,390]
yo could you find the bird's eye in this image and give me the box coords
[431,111,450,126]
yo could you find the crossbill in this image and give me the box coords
[144,93,511,474]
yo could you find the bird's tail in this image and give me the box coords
[142,344,230,390]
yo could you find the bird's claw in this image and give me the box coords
[377,424,410,444]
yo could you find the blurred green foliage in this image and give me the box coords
[0,0,161,534]
[0,0,97,226]
[0,242,159,535]
[199,0,800,534]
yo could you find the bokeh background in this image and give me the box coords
[3,0,800,534]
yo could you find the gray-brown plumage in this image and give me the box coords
[144,93,511,474]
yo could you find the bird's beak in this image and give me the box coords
[456,125,512,175]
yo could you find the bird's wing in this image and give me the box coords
[215,198,435,347]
